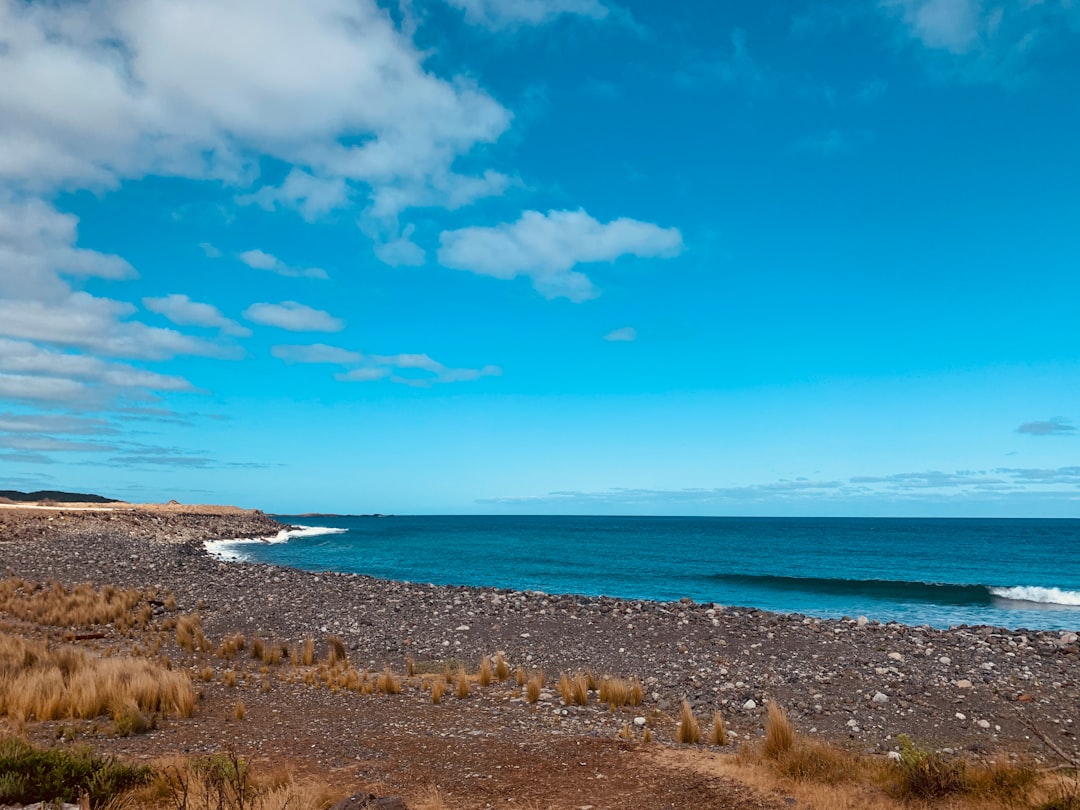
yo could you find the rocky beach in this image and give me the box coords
[1,504,1078,809]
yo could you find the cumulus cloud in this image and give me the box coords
[243,302,345,332]
[143,294,251,336]
[199,242,223,258]
[443,0,609,28]
[238,249,328,280]
[603,326,637,342]
[1016,417,1076,436]
[0,0,512,220]
[437,209,683,301]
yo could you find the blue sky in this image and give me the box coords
[0,0,1077,516]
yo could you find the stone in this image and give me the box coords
[955,679,973,689]
[938,656,952,665]
[856,616,869,627]
[888,652,904,661]
[329,795,408,810]
[872,691,889,704]
[977,719,991,729]
[887,751,902,761]
[743,699,757,710]
[634,716,647,726]
[1060,632,1079,647]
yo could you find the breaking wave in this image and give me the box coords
[205,525,347,562]
[708,573,1080,608]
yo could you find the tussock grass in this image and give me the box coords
[676,700,701,744]
[0,577,155,631]
[431,677,445,705]
[709,710,728,746]
[326,635,347,667]
[494,652,510,681]
[406,656,416,677]
[477,656,493,687]
[223,669,238,687]
[515,667,527,687]
[176,614,210,655]
[199,665,215,682]
[456,667,471,699]
[763,701,795,760]
[557,673,589,706]
[775,740,854,785]
[411,784,451,810]
[599,676,641,710]
[526,673,543,704]
[376,667,400,696]
[0,632,195,722]
[233,699,245,721]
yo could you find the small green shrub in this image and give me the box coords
[888,734,968,800]
[0,736,150,807]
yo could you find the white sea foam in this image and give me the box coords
[989,586,1080,606]
[205,525,347,562]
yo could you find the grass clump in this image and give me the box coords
[774,740,854,785]
[676,700,700,744]
[431,677,445,705]
[709,710,728,746]
[0,578,155,631]
[326,635,347,667]
[0,632,195,722]
[887,735,969,800]
[456,667,471,699]
[376,667,400,696]
[477,656,493,687]
[493,652,510,681]
[557,673,589,706]
[763,701,795,760]
[526,672,544,704]
[0,736,150,808]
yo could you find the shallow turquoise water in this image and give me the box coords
[212,515,1080,631]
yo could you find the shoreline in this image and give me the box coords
[1,504,1079,768]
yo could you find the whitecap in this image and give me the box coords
[205,525,347,562]
[989,586,1080,607]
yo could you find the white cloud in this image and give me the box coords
[271,343,500,385]
[0,373,89,404]
[0,195,134,300]
[0,339,192,392]
[198,242,223,258]
[0,412,112,434]
[373,225,426,267]
[437,209,683,301]
[243,301,345,332]
[239,168,349,222]
[143,294,251,337]
[238,249,328,279]
[0,0,512,219]
[444,0,609,28]
[879,0,1080,82]
[271,344,363,364]
[0,294,225,360]
[603,326,637,342]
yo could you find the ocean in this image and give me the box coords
[207,515,1080,632]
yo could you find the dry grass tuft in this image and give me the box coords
[198,665,215,682]
[526,673,543,704]
[557,673,589,706]
[477,656,493,687]
[222,669,237,688]
[175,614,210,655]
[642,727,652,743]
[763,701,795,760]
[599,677,635,710]
[456,667,471,699]
[0,578,155,631]
[774,741,854,785]
[431,677,445,705]
[886,735,968,801]
[628,678,644,706]
[326,635,347,667]
[515,667,527,687]
[299,637,315,667]
[233,699,245,721]
[0,632,195,722]
[406,656,416,677]
[709,710,728,746]
[411,784,451,810]
[493,652,510,681]
[376,667,401,696]
[676,700,701,744]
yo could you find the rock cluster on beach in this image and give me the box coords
[0,506,1077,766]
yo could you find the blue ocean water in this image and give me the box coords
[210,516,1080,631]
